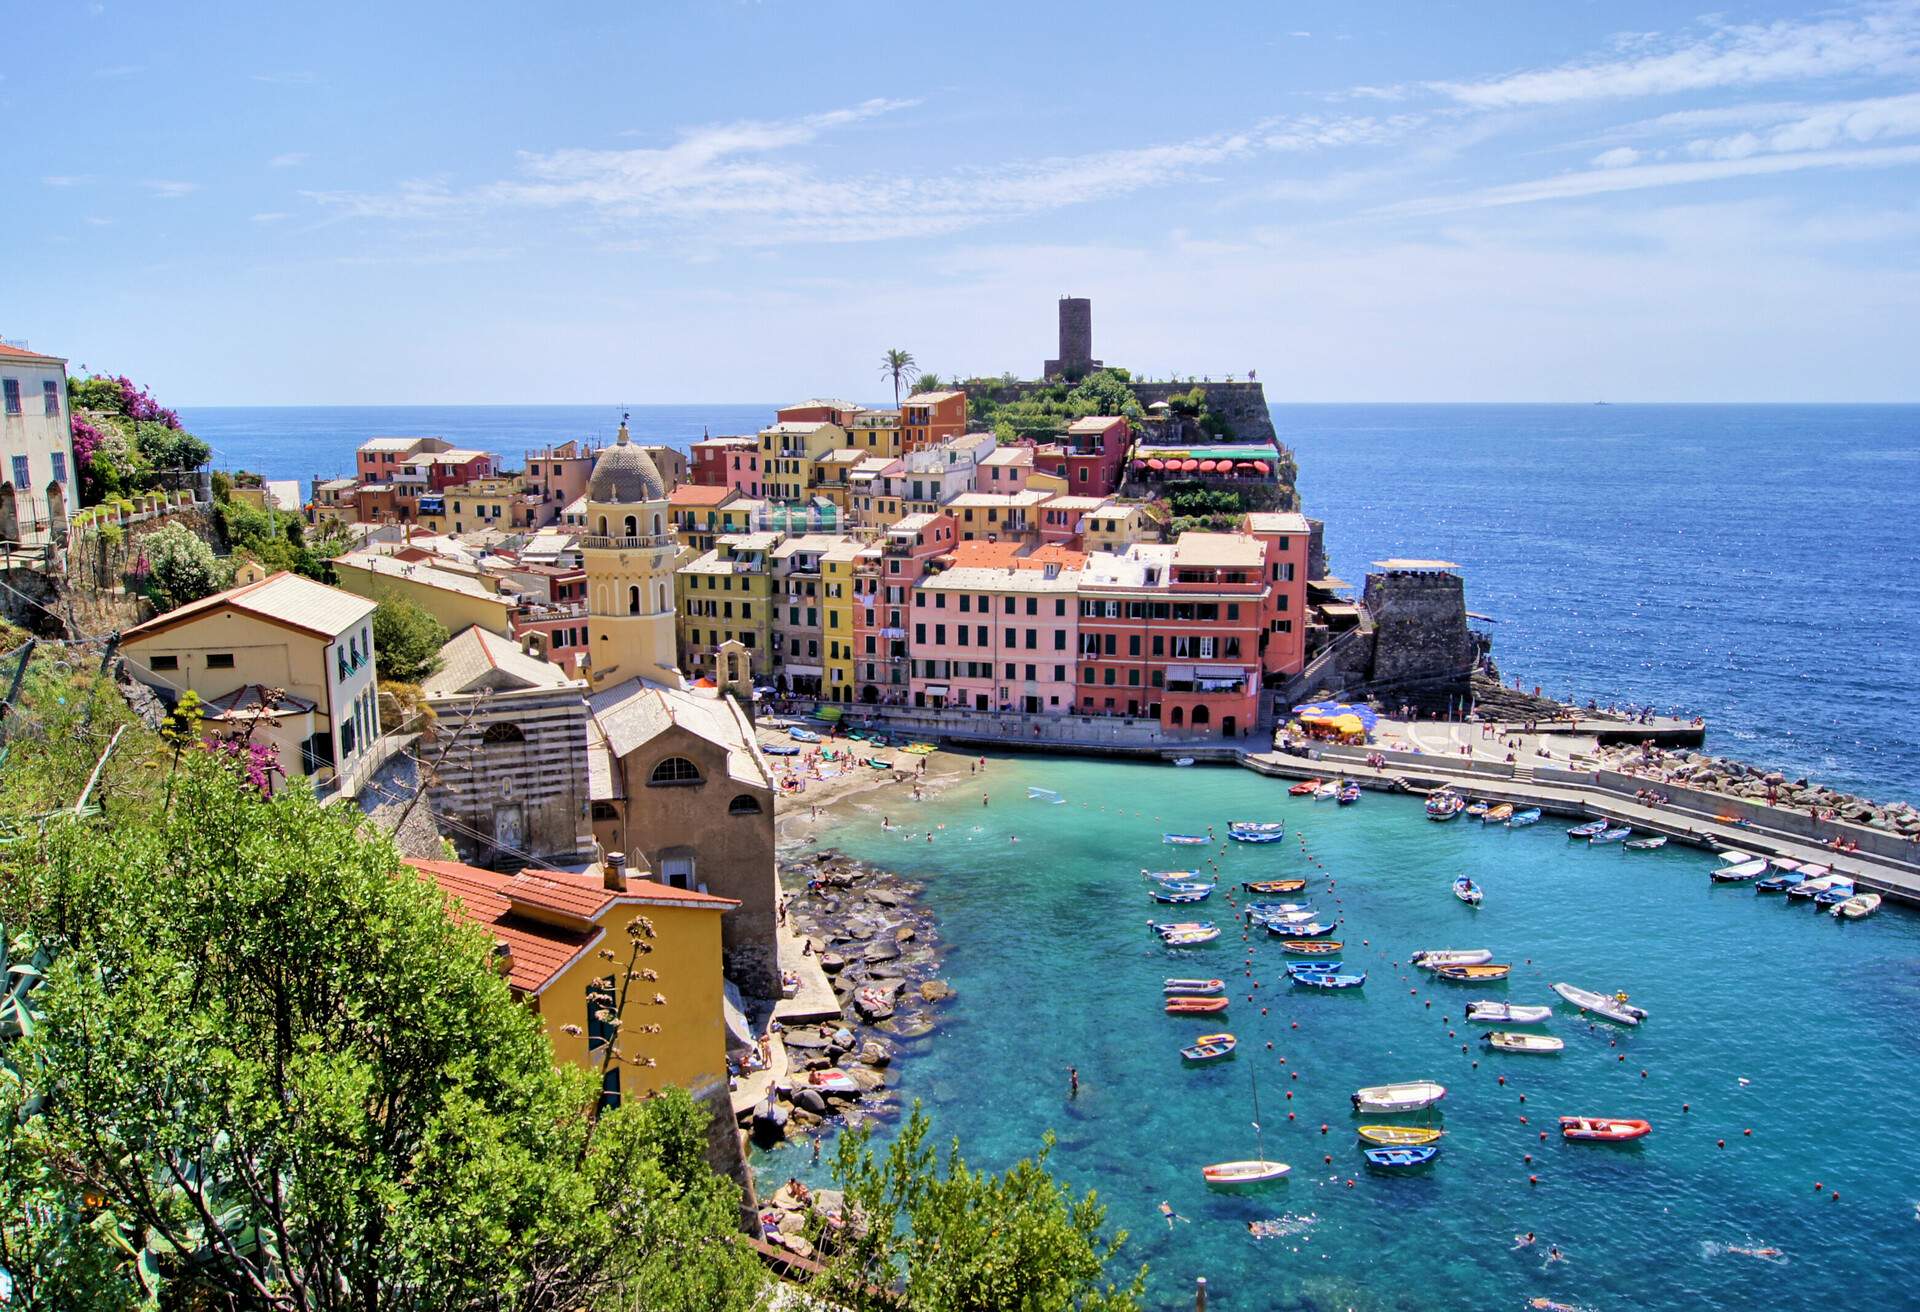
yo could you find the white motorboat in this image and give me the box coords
[1552,981,1647,1026]
[1410,949,1493,970]
[1713,847,1758,864]
[1314,783,1339,800]
[1787,872,1847,901]
[1351,1081,1447,1114]
[1833,892,1882,920]
[1464,1000,1553,1024]
[1172,757,1196,767]
[1709,858,1769,883]
[1484,1031,1565,1054]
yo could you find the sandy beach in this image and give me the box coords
[758,722,984,846]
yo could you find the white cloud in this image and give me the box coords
[1431,10,1920,107]
[1685,90,1920,158]
[1377,144,1920,216]
[143,180,199,198]
[269,152,309,168]
[1591,146,1643,169]
[44,174,93,187]
[308,99,1416,245]
[251,211,290,223]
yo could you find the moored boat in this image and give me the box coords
[1709,858,1769,883]
[1181,1032,1237,1062]
[1834,892,1882,919]
[1164,977,1226,995]
[1143,868,1202,884]
[1464,800,1490,818]
[1352,1081,1446,1114]
[1149,887,1212,904]
[1336,782,1362,806]
[1156,926,1222,947]
[1364,1144,1439,1169]
[1357,1125,1445,1147]
[1249,908,1317,927]
[1559,1116,1651,1143]
[1244,878,1308,895]
[1313,783,1339,801]
[1228,820,1284,834]
[1270,920,1336,938]
[1589,826,1632,844]
[1552,981,1646,1025]
[1787,872,1845,901]
[1452,875,1484,906]
[1754,870,1806,893]
[1426,792,1465,821]
[1484,1030,1564,1054]
[1163,833,1209,846]
[1506,808,1542,827]
[1623,835,1668,851]
[1411,948,1493,969]
[1433,962,1511,981]
[1285,960,1342,975]
[1166,995,1230,1015]
[1172,757,1196,767]
[1242,901,1311,918]
[1228,828,1285,844]
[1279,938,1343,955]
[1483,803,1515,824]
[1294,971,1366,990]
[1201,1158,1291,1187]
[1288,779,1322,796]
[1567,819,1608,838]
[1464,1000,1552,1024]
[1812,880,1858,908]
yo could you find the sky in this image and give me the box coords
[11,0,1920,403]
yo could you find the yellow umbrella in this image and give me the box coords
[1330,714,1367,735]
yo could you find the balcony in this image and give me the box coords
[580,533,674,550]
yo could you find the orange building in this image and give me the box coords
[900,389,967,453]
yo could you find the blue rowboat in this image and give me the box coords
[1567,819,1608,838]
[1755,871,1805,894]
[1144,869,1202,884]
[1150,887,1213,904]
[1228,820,1284,834]
[1590,826,1632,844]
[1228,830,1285,843]
[763,743,801,756]
[1270,920,1337,938]
[1181,1032,1237,1062]
[1243,901,1311,918]
[789,727,822,743]
[1813,882,1858,907]
[1286,961,1342,975]
[1295,972,1366,989]
[1506,808,1542,827]
[1364,1144,1439,1169]
[1163,833,1210,846]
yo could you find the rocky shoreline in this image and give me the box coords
[751,846,955,1159]
[1596,741,1920,837]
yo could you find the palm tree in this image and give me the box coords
[880,348,917,407]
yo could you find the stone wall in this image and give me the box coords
[1124,381,1279,447]
[1360,570,1478,707]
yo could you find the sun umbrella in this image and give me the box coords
[1292,701,1379,731]
[1147,458,1166,471]
[1252,460,1270,474]
[1180,459,1201,472]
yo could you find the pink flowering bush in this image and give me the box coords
[205,736,283,796]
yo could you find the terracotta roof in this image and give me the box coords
[202,684,319,719]
[1067,415,1128,434]
[424,626,582,697]
[0,342,65,363]
[669,484,738,507]
[121,571,375,643]
[903,390,964,404]
[412,858,736,995]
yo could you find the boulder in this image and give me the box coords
[777,1209,807,1236]
[850,1066,888,1091]
[863,939,901,963]
[894,925,916,943]
[776,1233,815,1260]
[812,1188,845,1221]
[918,979,956,1003]
[859,1039,893,1067]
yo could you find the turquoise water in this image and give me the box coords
[783,755,1920,1311]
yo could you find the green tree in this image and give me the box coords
[372,597,450,683]
[880,348,917,407]
[820,1104,1145,1312]
[142,522,229,611]
[912,372,944,394]
[0,747,765,1311]
[131,419,210,472]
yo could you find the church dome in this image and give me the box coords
[587,419,665,504]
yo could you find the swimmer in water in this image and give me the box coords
[1158,1200,1188,1228]
[1529,1300,1578,1312]
[1513,1232,1536,1249]
[1546,1245,1565,1264]
[1727,1245,1783,1260]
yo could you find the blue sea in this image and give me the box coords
[774,759,1920,1311]
[178,402,1920,801]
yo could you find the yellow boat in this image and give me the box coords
[1433,962,1513,981]
[1357,1126,1446,1147]
[1483,804,1515,824]
[900,742,939,755]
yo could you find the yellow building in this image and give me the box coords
[849,408,901,458]
[118,571,380,790]
[420,476,534,535]
[413,857,736,1110]
[676,532,779,679]
[757,420,848,503]
[820,538,862,703]
[332,550,515,637]
[582,421,683,690]
[847,457,903,528]
[1080,502,1165,553]
[944,490,1051,545]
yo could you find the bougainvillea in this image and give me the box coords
[70,414,106,465]
[205,736,283,796]
[114,375,182,429]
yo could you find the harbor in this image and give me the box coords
[772,750,1920,1311]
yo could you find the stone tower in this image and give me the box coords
[583,418,683,690]
[1044,296,1102,380]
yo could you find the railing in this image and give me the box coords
[579,533,674,550]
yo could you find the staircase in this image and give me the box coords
[1510,763,1537,784]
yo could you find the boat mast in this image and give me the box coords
[1250,1066,1265,1164]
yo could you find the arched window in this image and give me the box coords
[482,722,525,744]
[1192,705,1211,727]
[648,757,702,786]
[623,514,638,537]
[728,794,763,815]
[628,585,641,615]
[1169,705,1184,727]
[652,512,663,537]
[597,515,608,535]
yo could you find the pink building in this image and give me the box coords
[909,563,1080,714]
[690,436,761,497]
[1033,416,1130,496]
[1036,495,1108,547]
[853,512,955,706]
[973,445,1035,493]
[1244,512,1311,680]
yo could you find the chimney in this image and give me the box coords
[603,851,628,891]
[491,939,514,974]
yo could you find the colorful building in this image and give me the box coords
[900,389,967,453]
[848,408,902,458]
[820,538,863,703]
[668,483,741,554]
[581,422,682,690]
[853,512,954,707]
[973,445,1034,493]
[0,341,77,545]
[758,420,848,504]
[909,562,1081,713]
[677,532,779,680]
[690,435,760,496]
[944,490,1051,546]
[769,533,845,696]
[332,550,516,637]
[1242,511,1311,680]
[1036,494,1109,546]
[1033,416,1131,496]
[1080,502,1164,554]
[524,439,597,526]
